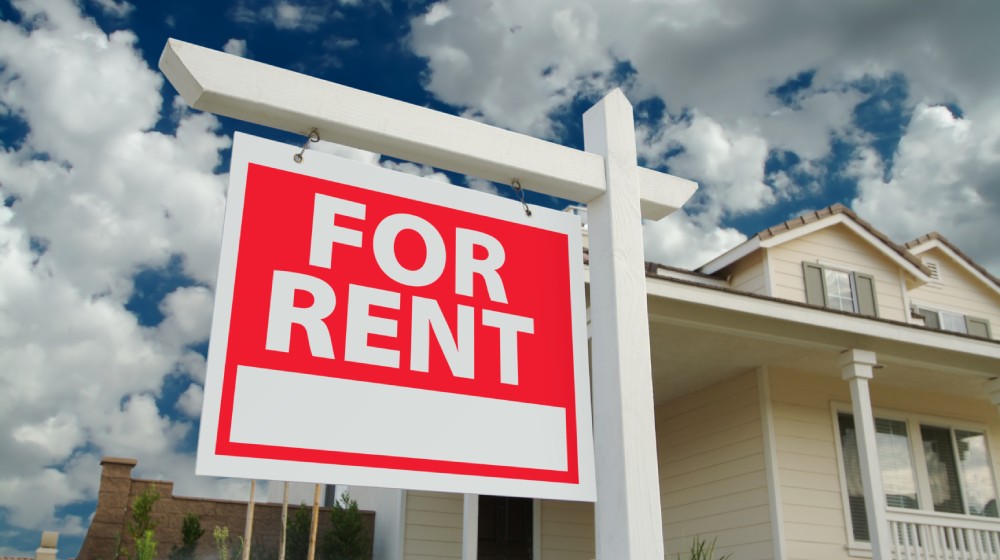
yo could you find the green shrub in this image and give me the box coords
[169,513,204,560]
[321,493,370,560]
[679,536,731,560]
[284,507,311,560]
[135,530,157,560]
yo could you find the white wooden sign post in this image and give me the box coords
[160,39,696,559]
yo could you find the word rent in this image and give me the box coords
[264,193,535,385]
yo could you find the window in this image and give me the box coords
[837,411,1000,543]
[803,263,878,317]
[912,305,992,338]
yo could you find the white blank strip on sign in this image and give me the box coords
[230,366,569,472]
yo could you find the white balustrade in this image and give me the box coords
[888,509,1000,559]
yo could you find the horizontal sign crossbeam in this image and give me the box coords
[159,39,695,220]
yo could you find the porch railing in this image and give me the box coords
[888,509,1000,559]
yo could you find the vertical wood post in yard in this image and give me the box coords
[584,90,665,559]
[279,482,289,560]
[243,480,256,560]
[307,484,321,560]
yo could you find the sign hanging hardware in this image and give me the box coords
[510,179,533,217]
[293,128,321,163]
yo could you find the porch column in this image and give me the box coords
[838,349,890,560]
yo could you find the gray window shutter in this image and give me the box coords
[803,263,826,307]
[854,273,878,317]
[966,317,992,339]
[916,308,941,329]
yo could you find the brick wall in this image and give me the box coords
[76,458,374,560]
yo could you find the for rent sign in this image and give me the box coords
[197,133,595,501]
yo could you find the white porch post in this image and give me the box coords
[838,349,890,560]
[584,90,665,559]
[462,494,479,560]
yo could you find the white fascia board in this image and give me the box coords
[645,277,1000,362]
[909,240,1000,299]
[652,267,729,287]
[839,220,931,282]
[698,237,761,275]
[752,214,931,283]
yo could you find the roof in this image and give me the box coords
[644,264,1000,345]
[697,203,932,278]
[905,231,1000,291]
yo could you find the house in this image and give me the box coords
[341,204,1000,560]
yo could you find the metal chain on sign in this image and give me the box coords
[293,128,320,163]
[511,179,532,217]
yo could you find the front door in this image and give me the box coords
[478,495,533,560]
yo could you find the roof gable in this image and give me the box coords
[699,204,932,281]
[906,232,1000,299]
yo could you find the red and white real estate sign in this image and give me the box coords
[197,133,595,501]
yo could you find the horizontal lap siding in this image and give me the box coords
[539,500,595,560]
[909,247,1000,339]
[767,225,907,321]
[726,252,768,295]
[658,371,773,560]
[403,491,462,560]
[768,368,854,560]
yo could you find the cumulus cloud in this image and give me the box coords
[222,38,247,57]
[0,0,237,532]
[89,0,133,18]
[851,103,1000,272]
[232,0,336,32]
[643,212,747,270]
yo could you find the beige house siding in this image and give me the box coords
[658,371,773,560]
[769,368,854,560]
[909,247,1000,339]
[767,224,908,321]
[538,500,595,560]
[403,491,463,560]
[768,367,1000,560]
[724,250,768,295]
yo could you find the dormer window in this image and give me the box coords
[912,305,992,338]
[802,262,878,317]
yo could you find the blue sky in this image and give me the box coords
[1,0,999,557]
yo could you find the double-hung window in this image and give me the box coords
[837,410,1000,543]
[803,263,878,317]
[912,305,992,338]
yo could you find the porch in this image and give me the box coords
[645,278,1000,560]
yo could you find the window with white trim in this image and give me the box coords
[803,263,878,317]
[912,305,992,338]
[837,411,1000,543]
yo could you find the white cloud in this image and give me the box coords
[851,103,1000,272]
[232,0,334,32]
[643,212,746,270]
[89,0,133,18]
[409,1,615,138]
[642,112,773,222]
[467,178,500,196]
[177,384,204,418]
[223,38,247,57]
[0,0,231,532]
